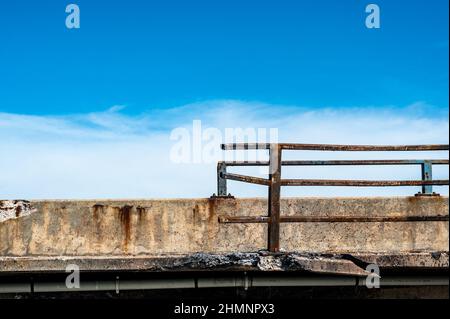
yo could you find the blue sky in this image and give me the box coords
[0,1,448,199]
[0,0,448,115]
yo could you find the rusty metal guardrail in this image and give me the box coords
[215,143,450,252]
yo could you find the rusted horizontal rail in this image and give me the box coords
[221,173,448,187]
[219,160,449,166]
[221,143,450,151]
[280,179,449,187]
[222,173,270,186]
[219,215,450,223]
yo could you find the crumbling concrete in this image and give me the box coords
[0,200,36,223]
[1,251,447,275]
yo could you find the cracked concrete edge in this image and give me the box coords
[351,251,449,268]
[0,200,37,222]
[0,252,447,276]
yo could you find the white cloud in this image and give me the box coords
[0,100,448,199]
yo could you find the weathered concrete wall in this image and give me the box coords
[0,197,448,257]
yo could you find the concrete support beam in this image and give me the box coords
[0,197,448,274]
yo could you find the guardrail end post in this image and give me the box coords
[417,161,438,196]
[268,144,282,253]
[217,162,229,197]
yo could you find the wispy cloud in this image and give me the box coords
[0,100,448,199]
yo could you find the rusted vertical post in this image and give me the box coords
[421,161,433,194]
[217,162,228,196]
[268,144,282,252]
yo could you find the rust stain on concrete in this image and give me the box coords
[136,206,146,223]
[117,205,133,253]
[92,204,103,221]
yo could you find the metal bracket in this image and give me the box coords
[210,193,235,199]
[415,192,441,197]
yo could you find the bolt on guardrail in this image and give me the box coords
[215,143,450,252]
